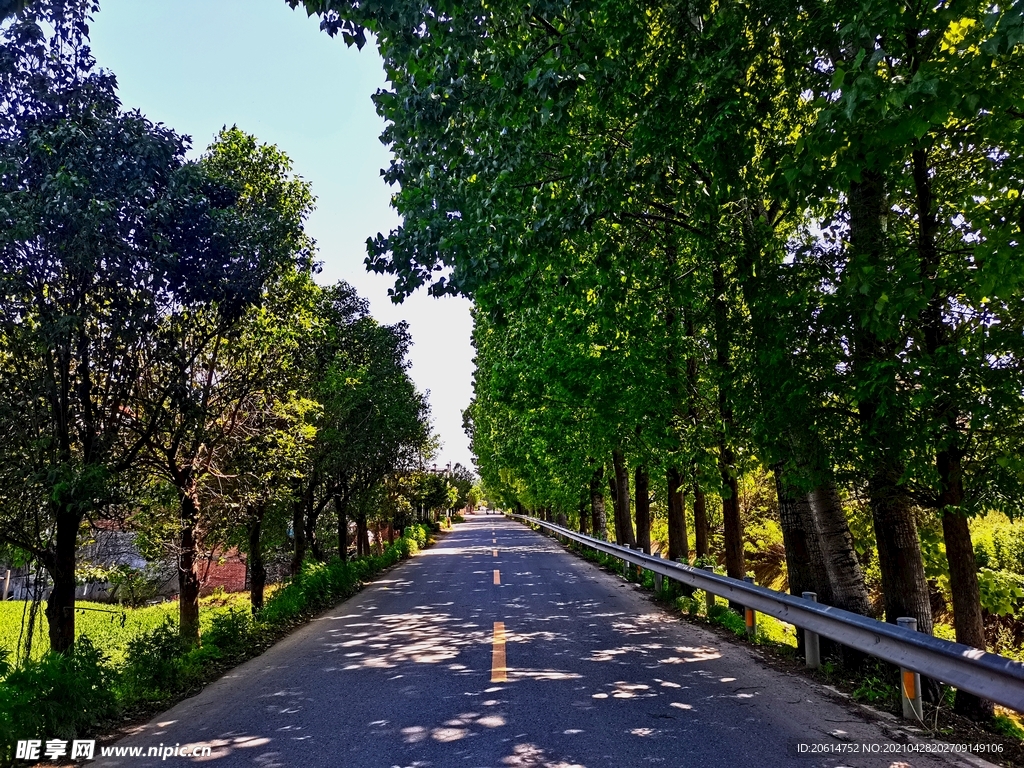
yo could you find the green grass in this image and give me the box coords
[1,592,254,665]
[994,710,1024,741]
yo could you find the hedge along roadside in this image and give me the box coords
[0,523,438,767]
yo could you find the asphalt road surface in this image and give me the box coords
[95,515,995,768]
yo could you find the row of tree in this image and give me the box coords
[299,0,1024,719]
[0,1,440,653]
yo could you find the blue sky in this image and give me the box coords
[89,0,475,470]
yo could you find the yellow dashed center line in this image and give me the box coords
[492,549,498,557]
[491,622,508,682]
[493,569,501,585]
[493,537,497,544]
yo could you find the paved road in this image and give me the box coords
[96,515,990,768]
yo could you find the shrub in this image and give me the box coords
[201,609,253,660]
[396,536,418,558]
[0,638,114,761]
[404,525,427,548]
[262,526,424,625]
[119,618,192,701]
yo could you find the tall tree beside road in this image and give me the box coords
[0,1,235,652]
[138,127,316,644]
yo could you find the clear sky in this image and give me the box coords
[89,0,476,471]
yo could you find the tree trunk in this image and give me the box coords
[178,486,202,646]
[248,511,266,613]
[684,312,708,561]
[291,485,307,575]
[43,508,80,654]
[775,470,821,602]
[869,469,932,634]
[590,467,607,540]
[808,481,871,615]
[304,486,322,561]
[664,244,687,563]
[849,171,933,637]
[693,480,709,559]
[335,491,349,562]
[579,500,590,536]
[712,261,744,582]
[666,466,688,562]
[612,448,635,546]
[608,473,621,542]
[911,144,991,718]
[940,452,992,719]
[356,513,370,557]
[776,470,857,661]
[634,466,651,554]
[720,466,743,581]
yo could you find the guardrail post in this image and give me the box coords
[673,559,690,597]
[654,571,663,594]
[622,546,631,579]
[802,592,820,669]
[743,576,756,638]
[703,566,716,615]
[897,617,924,721]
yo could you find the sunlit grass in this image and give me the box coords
[994,708,1024,742]
[0,591,254,665]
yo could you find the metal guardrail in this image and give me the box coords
[509,513,1024,713]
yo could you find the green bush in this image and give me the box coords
[404,525,427,548]
[396,536,419,558]
[676,595,702,617]
[0,638,114,762]
[973,513,1024,575]
[119,617,192,701]
[202,609,253,660]
[977,568,1024,617]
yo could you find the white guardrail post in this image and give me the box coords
[703,566,715,615]
[802,592,820,669]
[506,514,1024,713]
[898,617,924,720]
